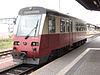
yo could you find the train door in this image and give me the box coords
[48,15,56,49]
[67,19,73,46]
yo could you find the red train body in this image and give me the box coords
[12,7,87,64]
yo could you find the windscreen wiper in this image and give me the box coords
[25,20,39,39]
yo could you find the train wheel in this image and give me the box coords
[47,50,58,62]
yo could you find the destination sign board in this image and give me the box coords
[19,7,46,15]
[23,10,40,14]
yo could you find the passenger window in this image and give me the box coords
[48,16,56,34]
[66,20,69,32]
[76,23,81,32]
[60,18,65,32]
[66,20,71,32]
[76,22,79,31]
[78,24,81,31]
[70,21,73,32]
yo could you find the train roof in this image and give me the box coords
[19,6,85,22]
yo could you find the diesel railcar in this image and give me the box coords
[12,7,87,64]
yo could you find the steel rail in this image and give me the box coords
[0,48,12,57]
[0,64,39,75]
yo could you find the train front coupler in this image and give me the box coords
[11,52,27,60]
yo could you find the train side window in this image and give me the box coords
[70,21,73,32]
[66,20,71,32]
[83,24,86,31]
[76,22,78,32]
[66,20,69,32]
[76,23,81,32]
[81,24,84,31]
[80,24,85,31]
[76,22,78,31]
[48,16,56,34]
[60,18,65,32]
[78,24,81,31]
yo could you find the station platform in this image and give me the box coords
[58,48,100,75]
[30,36,100,75]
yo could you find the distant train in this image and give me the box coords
[86,23,100,35]
[12,7,87,64]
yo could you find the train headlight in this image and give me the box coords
[31,42,39,46]
[14,41,20,45]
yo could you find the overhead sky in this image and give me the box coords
[0,0,100,33]
[0,0,100,24]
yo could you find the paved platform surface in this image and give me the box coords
[65,49,100,75]
[0,56,19,72]
[30,36,100,75]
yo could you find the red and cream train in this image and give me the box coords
[12,7,87,64]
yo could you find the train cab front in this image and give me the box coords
[12,7,46,64]
[12,36,41,64]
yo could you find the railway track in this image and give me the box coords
[0,48,12,57]
[0,64,38,75]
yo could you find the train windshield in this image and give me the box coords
[16,14,42,36]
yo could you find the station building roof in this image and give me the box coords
[76,0,100,11]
